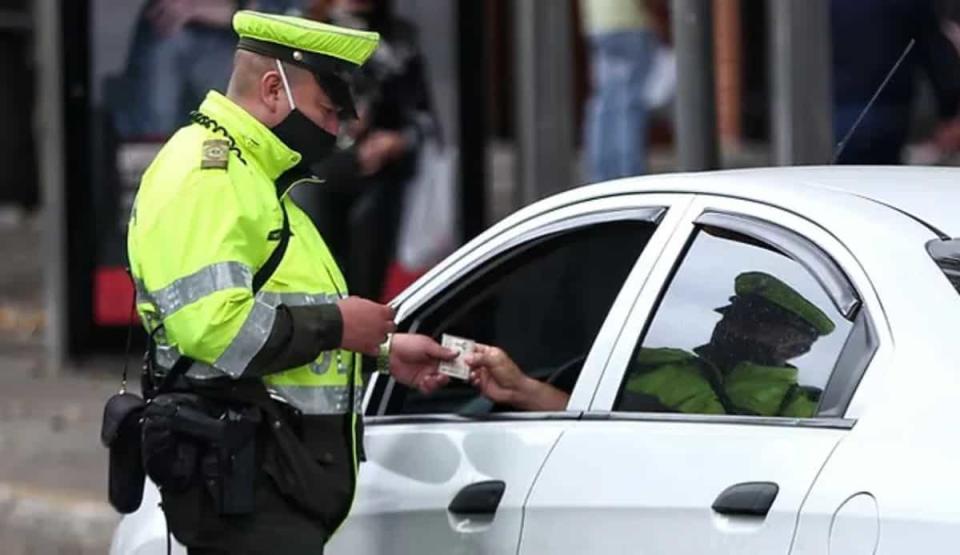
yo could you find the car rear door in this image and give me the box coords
[520,197,880,555]
[327,195,690,555]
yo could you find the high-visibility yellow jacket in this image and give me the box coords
[128,90,362,417]
[129,89,369,542]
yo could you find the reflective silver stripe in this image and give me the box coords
[209,290,338,378]
[259,292,340,308]
[143,262,253,318]
[213,296,277,378]
[185,361,227,380]
[268,384,364,415]
[153,337,229,380]
[143,272,341,378]
[155,343,181,369]
[134,278,152,306]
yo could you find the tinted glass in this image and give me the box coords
[614,227,854,418]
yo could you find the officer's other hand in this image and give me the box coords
[337,297,396,356]
[388,334,457,394]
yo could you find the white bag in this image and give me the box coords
[396,140,459,269]
[643,44,676,111]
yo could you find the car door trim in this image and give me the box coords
[817,309,878,417]
[580,411,856,430]
[363,411,584,426]
[396,203,667,324]
[696,211,861,319]
[402,206,666,334]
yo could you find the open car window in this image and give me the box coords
[377,220,659,416]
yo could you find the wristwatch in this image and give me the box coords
[376,333,394,375]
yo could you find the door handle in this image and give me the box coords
[448,480,506,516]
[712,482,779,517]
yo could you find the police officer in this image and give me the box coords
[128,11,454,554]
[466,272,833,417]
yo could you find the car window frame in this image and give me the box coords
[587,195,889,426]
[696,211,861,318]
[362,194,696,422]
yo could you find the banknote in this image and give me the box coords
[438,334,475,380]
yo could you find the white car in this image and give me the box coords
[113,166,960,555]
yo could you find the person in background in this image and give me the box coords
[305,0,436,301]
[112,0,315,139]
[580,0,660,182]
[908,1,960,164]
[831,0,960,164]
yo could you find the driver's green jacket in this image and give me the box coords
[624,348,820,417]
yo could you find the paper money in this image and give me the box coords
[438,334,475,380]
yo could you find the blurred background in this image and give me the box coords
[0,0,958,552]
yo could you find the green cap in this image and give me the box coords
[233,11,381,117]
[732,272,835,336]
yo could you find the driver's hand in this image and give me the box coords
[465,344,570,412]
[464,345,528,406]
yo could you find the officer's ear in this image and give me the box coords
[260,69,288,116]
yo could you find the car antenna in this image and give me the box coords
[831,38,916,164]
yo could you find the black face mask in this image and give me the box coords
[271,108,338,169]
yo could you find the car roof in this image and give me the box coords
[567,166,960,238]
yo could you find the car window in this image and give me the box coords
[613,226,854,418]
[383,220,658,416]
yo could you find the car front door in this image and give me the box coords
[520,197,881,555]
[327,195,689,555]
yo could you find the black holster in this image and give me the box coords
[141,392,261,515]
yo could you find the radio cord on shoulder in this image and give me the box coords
[189,111,248,166]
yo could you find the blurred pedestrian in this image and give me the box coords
[111,0,312,139]
[580,0,661,182]
[305,0,438,301]
[832,0,960,164]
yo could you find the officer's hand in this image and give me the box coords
[337,297,396,356]
[388,334,457,394]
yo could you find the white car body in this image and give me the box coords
[112,166,960,555]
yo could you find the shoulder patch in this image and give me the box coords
[201,139,230,170]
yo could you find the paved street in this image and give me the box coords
[0,215,120,554]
